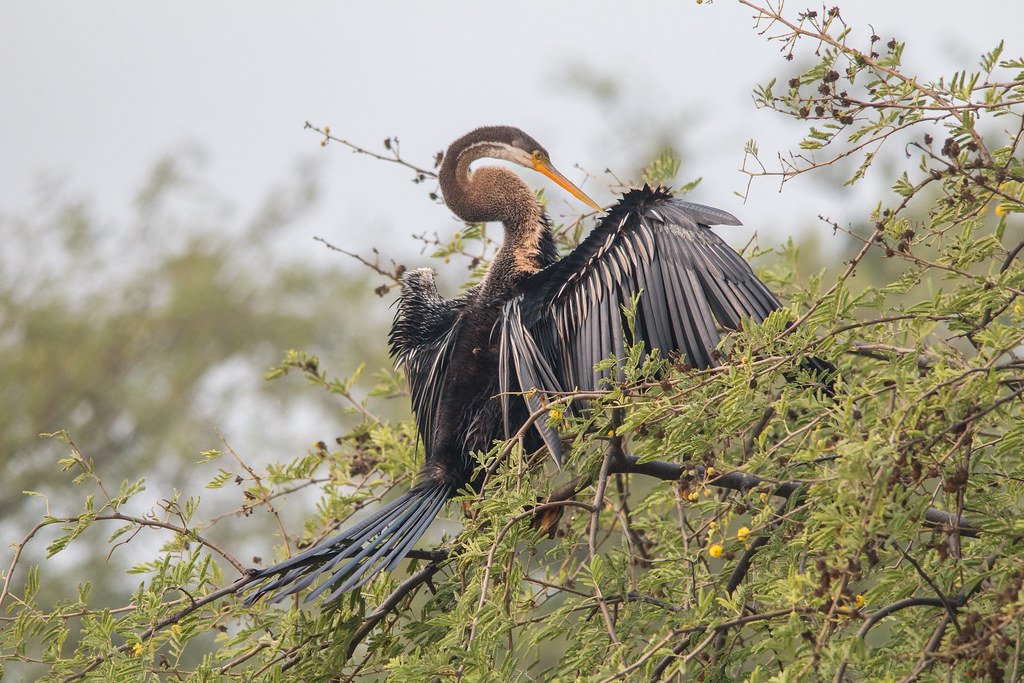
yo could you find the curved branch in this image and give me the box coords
[833,595,967,682]
[344,562,442,659]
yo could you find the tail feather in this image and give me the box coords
[245,482,452,605]
[254,492,413,581]
[319,485,451,601]
[304,485,449,602]
[382,486,451,575]
[248,493,420,602]
[276,492,426,601]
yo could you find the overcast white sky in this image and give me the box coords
[3,1,1022,262]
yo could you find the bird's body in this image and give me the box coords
[399,274,535,485]
[247,126,820,604]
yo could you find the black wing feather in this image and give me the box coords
[499,185,788,462]
[388,268,466,455]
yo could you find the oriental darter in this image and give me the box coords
[246,126,829,604]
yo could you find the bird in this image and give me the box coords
[245,125,828,605]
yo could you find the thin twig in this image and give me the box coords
[588,443,622,645]
[304,122,438,180]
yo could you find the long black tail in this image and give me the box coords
[245,481,453,605]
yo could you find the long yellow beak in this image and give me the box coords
[533,160,603,213]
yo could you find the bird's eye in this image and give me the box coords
[531,150,545,163]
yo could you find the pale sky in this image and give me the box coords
[3,1,1021,261]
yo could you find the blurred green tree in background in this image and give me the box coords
[0,149,397,609]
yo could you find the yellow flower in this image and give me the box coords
[1014,303,1022,314]
[706,466,716,476]
[854,594,866,608]
[548,409,563,421]
[453,231,461,239]
[607,428,616,437]
[131,643,144,657]
[686,491,700,502]
[995,204,1008,216]
[737,526,751,542]
[320,139,327,147]
[170,624,182,635]
[759,492,769,503]
[708,543,723,558]
[707,521,717,531]
[323,126,330,135]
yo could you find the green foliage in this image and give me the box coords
[641,147,702,194]
[3,5,1024,681]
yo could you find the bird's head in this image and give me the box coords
[447,126,603,212]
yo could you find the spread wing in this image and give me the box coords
[498,185,784,462]
[388,268,466,455]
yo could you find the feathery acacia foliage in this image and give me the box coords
[3,4,1024,680]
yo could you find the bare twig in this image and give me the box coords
[305,122,438,180]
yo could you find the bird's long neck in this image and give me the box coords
[439,138,549,294]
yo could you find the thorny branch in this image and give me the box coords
[314,236,404,284]
[737,1,1021,190]
[305,122,439,182]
